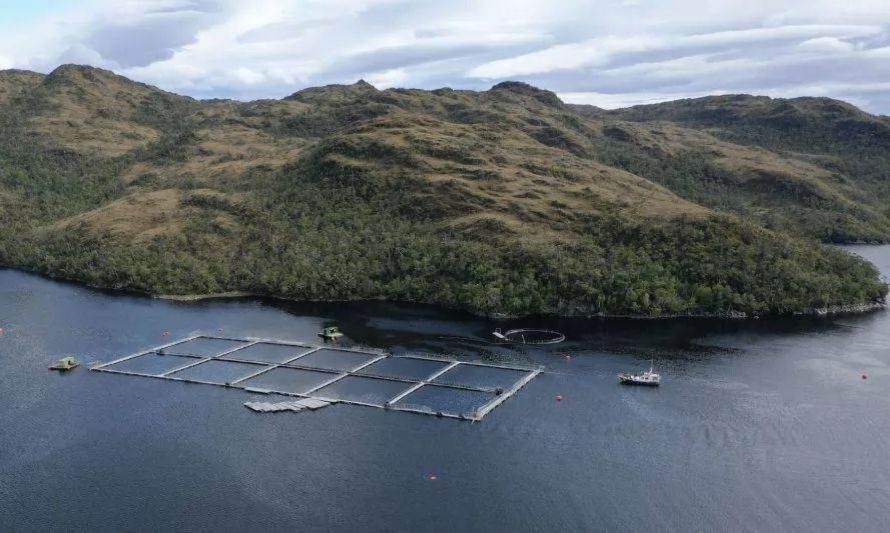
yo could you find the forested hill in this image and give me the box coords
[0,65,886,317]
[587,95,890,243]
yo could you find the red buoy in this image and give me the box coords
[428,473,437,481]
[564,355,572,361]
[862,374,868,380]
[162,331,169,337]
[0,327,4,334]
[556,395,563,401]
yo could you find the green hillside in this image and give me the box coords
[0,65,885,317]
[592,95,890,242]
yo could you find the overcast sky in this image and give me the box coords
[2,0,889,113]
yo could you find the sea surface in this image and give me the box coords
[1,246,889,532]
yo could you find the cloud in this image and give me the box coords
[0,0,889,113]
[235,19,332,44]
[560,90,726,109]
[366,67,408,88]
[467,25,881,78]
[796,37,856,54]
[86,2,226,68]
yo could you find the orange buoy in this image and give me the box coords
[555,395,563,401]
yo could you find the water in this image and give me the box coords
[2,246,889,532]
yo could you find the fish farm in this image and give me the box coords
[90,335,542,421]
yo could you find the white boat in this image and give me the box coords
[618,361,660,386]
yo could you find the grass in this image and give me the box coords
[0,66,886,316]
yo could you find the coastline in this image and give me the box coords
[153,289,887,320]
[796,301,888,316]
[2,261,886,320]
[155,291,254,301]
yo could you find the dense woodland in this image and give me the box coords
[0,65,886,317]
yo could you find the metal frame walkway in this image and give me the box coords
[91,334,542,422]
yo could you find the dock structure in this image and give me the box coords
[244,398,332,412]
[91,334,541,422]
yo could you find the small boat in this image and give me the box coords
[618,361,660,386]
[318,326,343,340]
[49,356,79,371]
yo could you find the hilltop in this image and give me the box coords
[0,65,886,317]
[591,94,890,242]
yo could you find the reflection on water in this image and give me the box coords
[1,246,889,532]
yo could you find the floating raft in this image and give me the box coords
[49,356,79,371]
[244,398,332,413]
[493,329,565,344]
[91,334,542,422]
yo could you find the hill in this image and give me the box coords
[588,95,890,242]
[0,65,885,317]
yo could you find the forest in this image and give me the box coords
[0,65,886,317]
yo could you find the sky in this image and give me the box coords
[1,0,889,113]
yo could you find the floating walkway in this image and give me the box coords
[244,398,332,413]
[91,334,542,422]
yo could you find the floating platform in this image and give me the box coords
[49,356,79,371]
[91,334,542,422]
[493,329,565,345]
[244,398,332,412]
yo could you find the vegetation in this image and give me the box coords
[0,65,886,317]
[596,95,890,242]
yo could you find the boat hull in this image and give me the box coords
[619,378,659,386]
[618,373,660,386]
[49,363,79,371]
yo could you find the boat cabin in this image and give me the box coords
[318,326,344,340]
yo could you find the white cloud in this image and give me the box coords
[232,66,266,84]
[468,25,882,79]
[366,68,408,89]
[467,35,663,78]
[0,0,889,112]
[560,90,728,109]
[797,37,856,54]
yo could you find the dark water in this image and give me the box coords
[2,246,889,532]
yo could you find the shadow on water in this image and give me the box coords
[3,264,881,359]
[259,296,881,362]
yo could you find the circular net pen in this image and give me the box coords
[494,329,565,345]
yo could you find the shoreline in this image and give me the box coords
[1,264,886,321]
[155,291,254,301]
[153,290,887,320]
